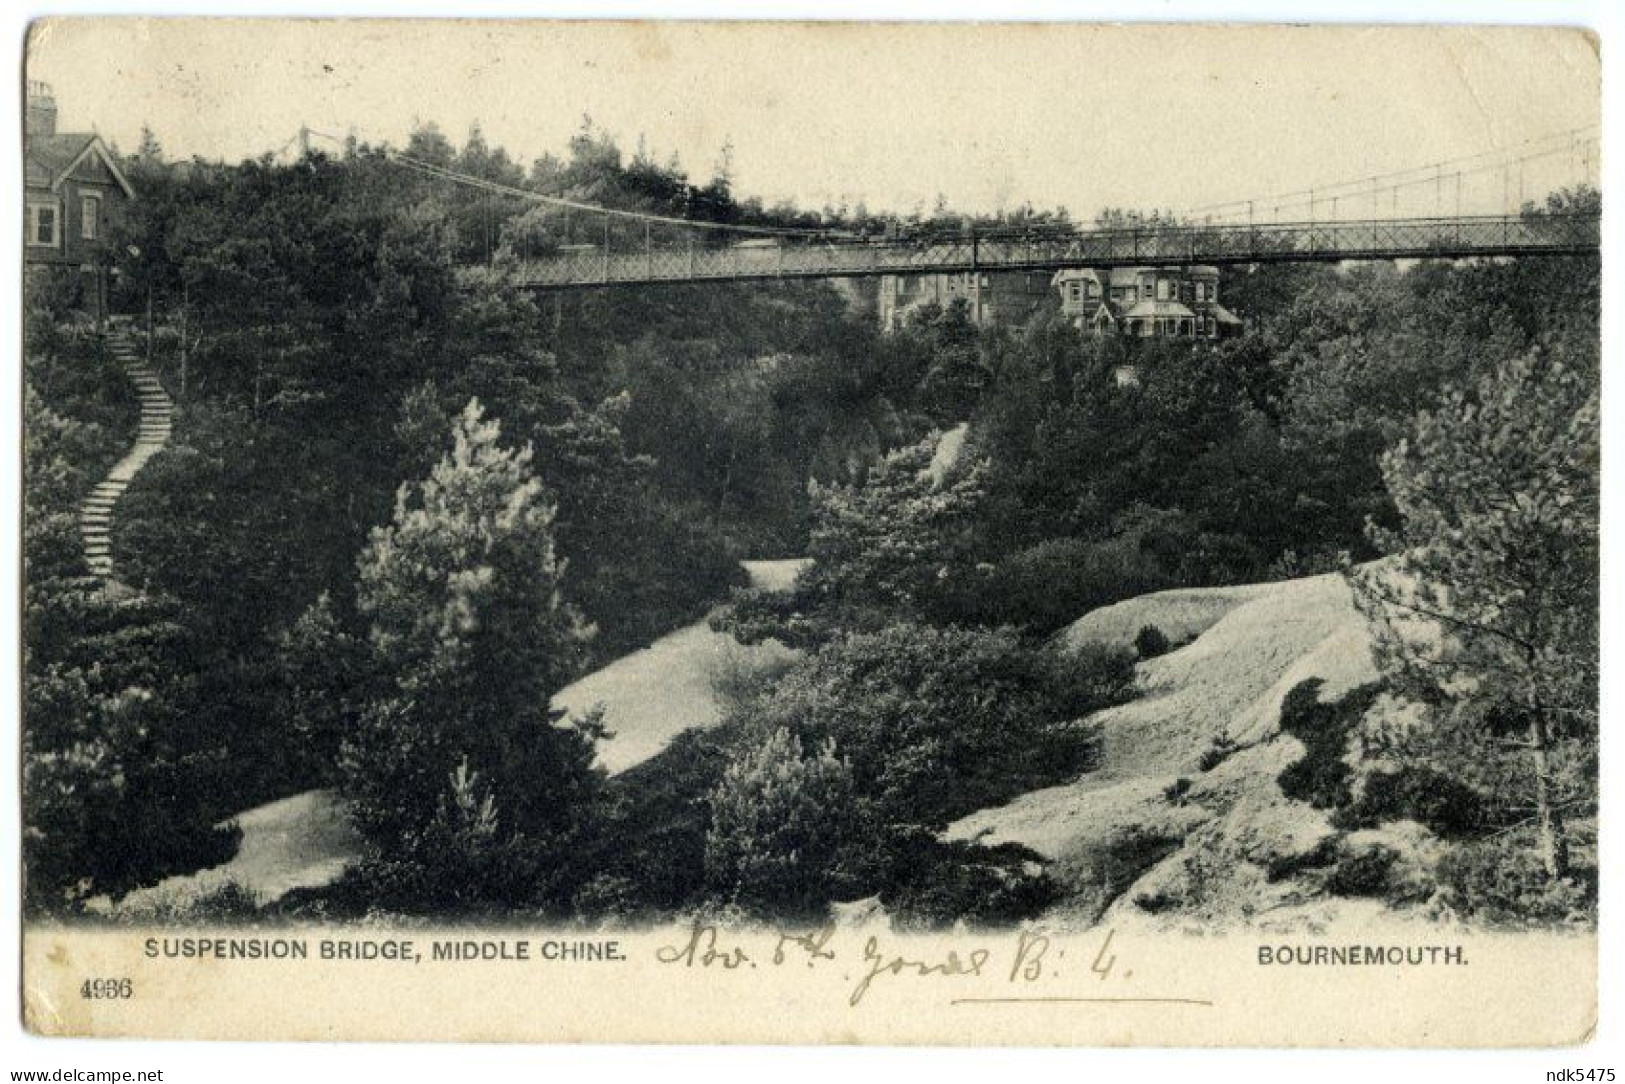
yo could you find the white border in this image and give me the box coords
[3,2,1617,1081]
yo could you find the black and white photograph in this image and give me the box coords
[8,10,1611,1055]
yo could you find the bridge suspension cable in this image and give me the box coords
[305,127,855,239]
[1184,123,1598,225]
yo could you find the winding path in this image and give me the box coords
[81,328,172,580]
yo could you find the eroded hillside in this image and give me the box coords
[948,572,1418,932]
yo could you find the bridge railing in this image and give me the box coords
[497,212,1598,289]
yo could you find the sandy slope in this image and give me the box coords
[98,790,364,916]
[106,561,807,912]
[947,571,1384,930]
[556,558,804,775]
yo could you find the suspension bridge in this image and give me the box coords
[305,124,1600,290]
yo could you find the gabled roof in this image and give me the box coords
[25,133,135,198]
[1124,300,1196,320]
[1052,268,1103,286]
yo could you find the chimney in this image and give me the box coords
[26,81,58,138]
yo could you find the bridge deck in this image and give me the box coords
[496,213,1599,290]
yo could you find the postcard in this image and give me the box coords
[19,17,1600,1044]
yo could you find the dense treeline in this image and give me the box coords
[22,121,937,912]
[21,112,1598,926]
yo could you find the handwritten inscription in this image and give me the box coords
[653,922,1178,1009]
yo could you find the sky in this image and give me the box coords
[27,19,1601,219]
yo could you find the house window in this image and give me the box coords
[27,200,60,248]
[81,192,101,240]
[1086,280,1099,298]
[1156,280,1169,301]
[1068,283,1081,302]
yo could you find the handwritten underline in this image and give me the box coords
[951,996,1215,1007]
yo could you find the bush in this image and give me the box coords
[1163,777,1193,805]
[1263,835,1340,883]
[112,879,263,926]
[578,727,734,917]
[975,534,1172,635]
[704,727,859,917]
[1197,734,1238,772]
[1134,624,1172,660]
[1337,766,1489,839]
[735,623,1129,828]
[704,637,801,718]
[1435,835,1597,927]
[880,836,1060,930]
[1275,679,1382,808]
[1324,844,1398,898]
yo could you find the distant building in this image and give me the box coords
[1052,265,1243,339]
[24,81,136,321]
[878,271,1053,332]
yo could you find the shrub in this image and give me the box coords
[1435,835,1597,927]
[1134,624,1172,660]
[576,726,734,918]
[1275,679,1382,808]
[1263,835,1341,883]
[704,727,859,917]
[734,623,1128,828]
[1337,766,1489,839]
[976,534,1172,635]
[704,637,800,718]
[113,879,263,925]
[1324,844,1399,897]
[1101,824,1186,916]
[569,874,648,927]
[1163,777,1193,805]
[1133,889,1180,914]
[1197,734,1238,772]
[881,836,1060,930]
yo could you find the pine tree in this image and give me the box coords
[704,727,856,915]
[1352,346,1598,880]
[341,399,601,907]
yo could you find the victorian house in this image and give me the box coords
[1052,265,1243,339]
[24,82,136,321]
[877,270,1053,331]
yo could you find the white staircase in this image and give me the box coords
[81,329,173,580]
